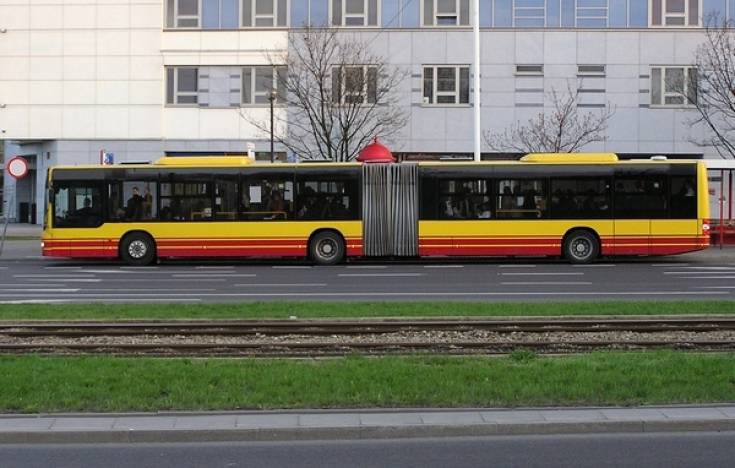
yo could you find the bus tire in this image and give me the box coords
[563,230,599,264]
[120,232,157,266]
[309,231,345,265]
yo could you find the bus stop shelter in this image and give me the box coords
[705,160,735,246]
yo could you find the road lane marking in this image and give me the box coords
[26,279,103,283]
[0,289,80,292]
[0,299,202,304]
[195,266,235,269]
[500,272,584,276]
[233,283,327,287]
[0,291,725,298]
[0,283,66,287]
[650,263,690,267]
[172,274,257,278]
[346,265,388,269]
[572,264,616,267]
[337,273,424,277]
[14,274,97,278]
[498,265,537,268]
[678,276,735,279]
[273,266,312,269]
[501,282,593,285]
[423,265,464,268]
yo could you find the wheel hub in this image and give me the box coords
[129,240,147,259]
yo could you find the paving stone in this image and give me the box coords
[236,414,299,429]
[173,415,237,429]
[299,414,361,428]
[716,407,735,418]
[540,410,606,422]
[51,418,117,431]
[112,417,177,430]
[0,418,53,431]
[359,413,423,426]
[480,410,545,423]
[600,409,669,421]
[659,407,731,420]
[418,412,485,425]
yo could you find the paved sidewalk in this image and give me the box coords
[0,223,42,238]
[0,406,734,444]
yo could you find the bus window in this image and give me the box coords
[160,181,211,221]
[495,179,547,219]
[240,177,293,221]
[214,178,238,221]
[550,178,611,219]
[53,184,103,228]
[294,175,359,221]
[436,179,490,219]
[670,176,697,219]
[614,176,667,219]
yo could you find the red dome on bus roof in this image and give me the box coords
[357,137,395,163]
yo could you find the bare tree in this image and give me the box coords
[687,15,735,158]
[483,82,614,154]
[242,27,408,162]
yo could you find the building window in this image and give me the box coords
[515,64,544,76]
[423,66,470,105]
[332,66,378,104]
[577,65,606,77]
[242,0,288,27]
[166,0,200,27]
[331,0,379,26]
[166,67,199,105]
[650,66,697,107]
[422,0,470,26]
[242,66,287,105]
[202,0,239,29]
[650,0,701,27]
[576,0,608,27]
[513,0,545,27]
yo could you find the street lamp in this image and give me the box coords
[268,89,277,163]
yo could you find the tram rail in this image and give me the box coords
[1,317,734,356]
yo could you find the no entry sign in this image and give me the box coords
[6,156,29,180]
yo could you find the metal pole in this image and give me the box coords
[472,0,481,162]
[720,169,725,249]
[269,91,275,163]
[0,194,14,257]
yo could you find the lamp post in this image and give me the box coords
[268,89,277,163]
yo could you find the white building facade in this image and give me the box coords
[0,0,732,223]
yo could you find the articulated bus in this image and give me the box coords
[42,153,710,266]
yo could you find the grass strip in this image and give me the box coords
[0,351,734,413]
[1,301,735,320]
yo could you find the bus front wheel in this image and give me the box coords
[309,231,345,265]
[563,230,599,264]
[120,232,157,266]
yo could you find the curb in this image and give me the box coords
[2,419,735,444]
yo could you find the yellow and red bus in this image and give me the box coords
[42,153,710,265]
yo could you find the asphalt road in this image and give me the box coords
[0,241,734,302]
[2,432,735,468]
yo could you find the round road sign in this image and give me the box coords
[6,156,29,180]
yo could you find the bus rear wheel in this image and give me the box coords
[120,232,157,266]
[563,230,599,264]
[309,231,345,265]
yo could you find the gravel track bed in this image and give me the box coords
[3,330,735,346]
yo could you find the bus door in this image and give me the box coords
[650,175,699,255]
[362,164,419,256]
[612,175,667,256]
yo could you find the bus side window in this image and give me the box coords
[670,176,697,219]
